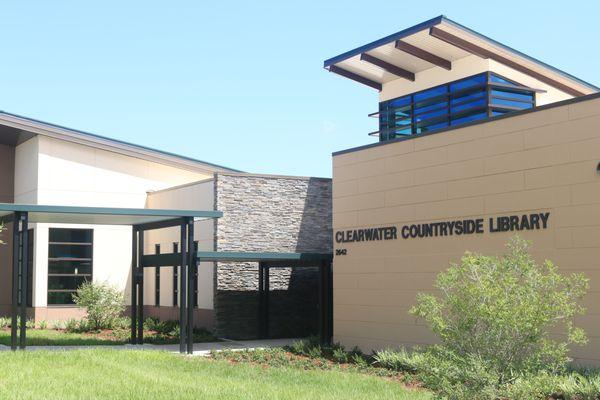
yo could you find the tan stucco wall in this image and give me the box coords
[10,135,214,314]
[332,96,600,364]
[145,179,215,314]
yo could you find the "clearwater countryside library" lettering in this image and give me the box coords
[335,212,550,243]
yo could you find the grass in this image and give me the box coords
[0,327,217,346]
[0,349,432,399]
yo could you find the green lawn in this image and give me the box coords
[0,349,431,400]
[0,328,128,346]
[0,327,217,346]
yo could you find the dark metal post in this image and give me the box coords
[258,262,264,339]
[318,260,333,346]
[19,212,29,349]
[137,229,144,344]
[172,242,178,307]
[186,218,195,354]
[10,213,20,350]
[264,265,270,339]
[179,222,187,354]
[318,261,324,345]
[130,227,138,344]
[155,244,161,307]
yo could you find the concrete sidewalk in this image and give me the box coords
[0,338,297,356]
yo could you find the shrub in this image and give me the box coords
[64,318,80,333]
[373,348,423,373]
[51,320,65,330]
[73,281,125,330]
[38,320,48,330]
[0,316,10,329]
[409,236,589,395]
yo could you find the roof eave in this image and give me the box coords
[0,111,242,175]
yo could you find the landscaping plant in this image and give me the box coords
[408,236,589,398]
[72,282,125,330]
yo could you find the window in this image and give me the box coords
[378,72,536,141]
[47,228,93,305]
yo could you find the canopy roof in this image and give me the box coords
[324,16,598,96]
[0,203,222,226]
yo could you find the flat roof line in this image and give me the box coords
[0,110,243,173]
[332,91,600,157]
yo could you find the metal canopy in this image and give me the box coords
[196,251,332,263]
[0,203,222,226]
[5,203,333,354]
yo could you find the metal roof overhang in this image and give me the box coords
[0,203,222,226]
[324,15,599,96]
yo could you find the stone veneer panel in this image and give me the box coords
[214,173,332,339]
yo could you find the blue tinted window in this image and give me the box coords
[490,98,533,109]
[450,73,486,92]
[451,112,487,126]
[389,96,410,107]
[377,72,535,141]
[415,108,447,121]
[414,86,447,102]
[451,90,485,105]
[491,89,533,102]
[491,110,509,117]
[451,98,486,113]
[489,73,518,85]
[414,101,446,115]
[415,121,448,134]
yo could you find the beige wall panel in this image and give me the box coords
[357,170,414,194]
[412,124,485,152]
[568,97,600,120]
[333,180,358,199]
[414,158,484,186]
[446,131,524,163]
[333,211,358,228]
[332,96,600,363]
[483,107,569,137]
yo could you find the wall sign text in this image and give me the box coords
[335,212,550,244]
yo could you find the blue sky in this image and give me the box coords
[0,1,597,177]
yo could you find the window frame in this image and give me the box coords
[378,71,537,141]
[47,228,94,306]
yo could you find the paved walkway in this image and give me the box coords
[0,338,297,356]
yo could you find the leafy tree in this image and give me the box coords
[73,282,125,330]
[410,236,588,384]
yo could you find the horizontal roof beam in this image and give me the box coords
[360,53,415,81]
[429,27,584,97]
[327,65,382,91]
[395,40,451,70]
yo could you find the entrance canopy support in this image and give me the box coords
[0,203,222,352]
[144,251,333,352]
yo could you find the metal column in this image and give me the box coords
[130,227,138,344]
[258,263,270,339]
[19,212,29,349]
[137,230,144,344]
[10,212,20,350]
[178,221,187,354]
[318,260,333,346]
[186,218,195,354]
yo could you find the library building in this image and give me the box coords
[326,16,600,364]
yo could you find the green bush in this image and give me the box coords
[408,236,589,397]
[73,281,125,330]
[373,348,423,373]
[38,320,48,330]
[0,316,10,329]
[64,318,80,333]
